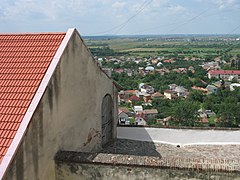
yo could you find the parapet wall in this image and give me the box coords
[54,138,240,179]
[55,161,240,180]
[153,157,240,172]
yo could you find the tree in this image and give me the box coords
[189,90,204,103]
[172,100,199,126]
[217,103,237,127]
[152,98,173,117]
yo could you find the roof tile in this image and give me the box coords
[0,32,65,162]
[209,70,240,75]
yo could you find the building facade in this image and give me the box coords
[208,70,240,81]
[0,28,118,179]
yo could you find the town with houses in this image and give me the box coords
[1,1,240,179]
[91,40,240,128]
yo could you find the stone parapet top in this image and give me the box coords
[55,139,240,172]
[117,125,240,131]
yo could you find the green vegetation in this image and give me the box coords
[129,117,135,125]
[85,35,240,128]
[203,88,240,127]
[112,64,208,92]
[149,89,240,127]
[89,46,128,57]
[172,100,200,126]
[85,36,240,59]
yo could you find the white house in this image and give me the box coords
[230,83,240,91]
[135,114,147,126]
[145,66,155,72]
[139,83,154,94]
[206,85,218,94]
[133,106,143,114]
[118,110,130,125]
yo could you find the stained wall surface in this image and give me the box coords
[4,30,118,180]
[55,162,240,180]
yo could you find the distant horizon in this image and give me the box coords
[83,33,240,37]
[0,0,240,35]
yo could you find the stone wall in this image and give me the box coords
[55,162,240,180]
[146,157,240,172]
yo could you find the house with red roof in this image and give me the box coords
[124,90,137,95]
[128,95,141,104]
[191,86,208,93]
[208,70,240,81]
[163,59,175,63]
[119,90,137,102]
[0,28,117,179]
[151,92,164,99]
[143,109,158,120]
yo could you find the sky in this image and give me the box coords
[0,0,240,35]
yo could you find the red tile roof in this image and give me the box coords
[208,70,240,75]
[143,109,158,114]
[128,95,140,102]
[0,32,65,163]
[164,90,173,94]
[151,92,164,98]
[118,107,130,114]
[124,90,137,94]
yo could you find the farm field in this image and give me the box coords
[84,35,240,59]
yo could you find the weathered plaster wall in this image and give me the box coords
[4,30,118,180]
[55,162,240,180]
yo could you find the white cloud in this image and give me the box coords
[0,0,239,34]
[1,0,106,19]
[112,1,127,9]
[211,0,239,10]
[167,4,185,15]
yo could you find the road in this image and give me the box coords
[117,126,240,146]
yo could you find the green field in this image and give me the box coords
[85,36,240,58]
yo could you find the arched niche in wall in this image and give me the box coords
[101,94,113,147]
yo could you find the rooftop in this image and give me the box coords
[209,70,240,75]
[143,109,158,114]
[0,32,66,162]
